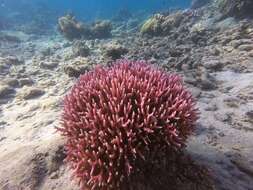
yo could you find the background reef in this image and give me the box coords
[0,0,253,190]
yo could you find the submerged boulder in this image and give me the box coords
[216,0,253,19]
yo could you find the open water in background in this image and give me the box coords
[0,0,191,22]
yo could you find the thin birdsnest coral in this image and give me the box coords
[58,60,199,190]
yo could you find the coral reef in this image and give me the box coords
[140,15,161,35]
[72,41,90,57]
[58,14,112,40]
[102,42,128,60]
[140,11,184,36]
[58,60,198,189]
[63,57,91,78]
[58,14,90,40]
[216,0,253,19]
[91,20,112,39]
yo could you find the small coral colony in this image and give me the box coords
[58,60,198,189]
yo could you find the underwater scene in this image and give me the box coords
[0,0,253,190]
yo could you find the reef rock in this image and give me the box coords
[0,56,23,66]
[140,14,162,35]
[58,14,90,40]
[18,78,34,87]
[63,58,91,78]
[216,0,253,19]
[58,14,112,40]
[140,11,184,36]
[72,40,90,57]
[0,85,15,99]
[90,20,112,39]
[17,87,45,100]
[103,42,128,60]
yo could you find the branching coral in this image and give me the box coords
[58,60,198,190]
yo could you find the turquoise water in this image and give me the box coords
[47,0,191,20]
[0,0,191,21]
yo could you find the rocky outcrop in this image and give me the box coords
[58,14,112,40]
[140,11,185,36]
[58,14,90,40]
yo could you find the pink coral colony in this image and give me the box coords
[58,60,198,190]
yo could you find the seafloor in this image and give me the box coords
[0,1,253,190]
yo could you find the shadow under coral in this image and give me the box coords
[120,149,214,190]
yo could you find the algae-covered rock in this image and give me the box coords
[140,15,162,35]
[140,11,184,36]
[216,0,253,19]
[58,14,90,40]
[58,14,112,40]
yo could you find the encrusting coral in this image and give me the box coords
[58,60,198,189]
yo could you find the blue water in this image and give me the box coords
[48,0,191,20]
[0,0,191,21]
